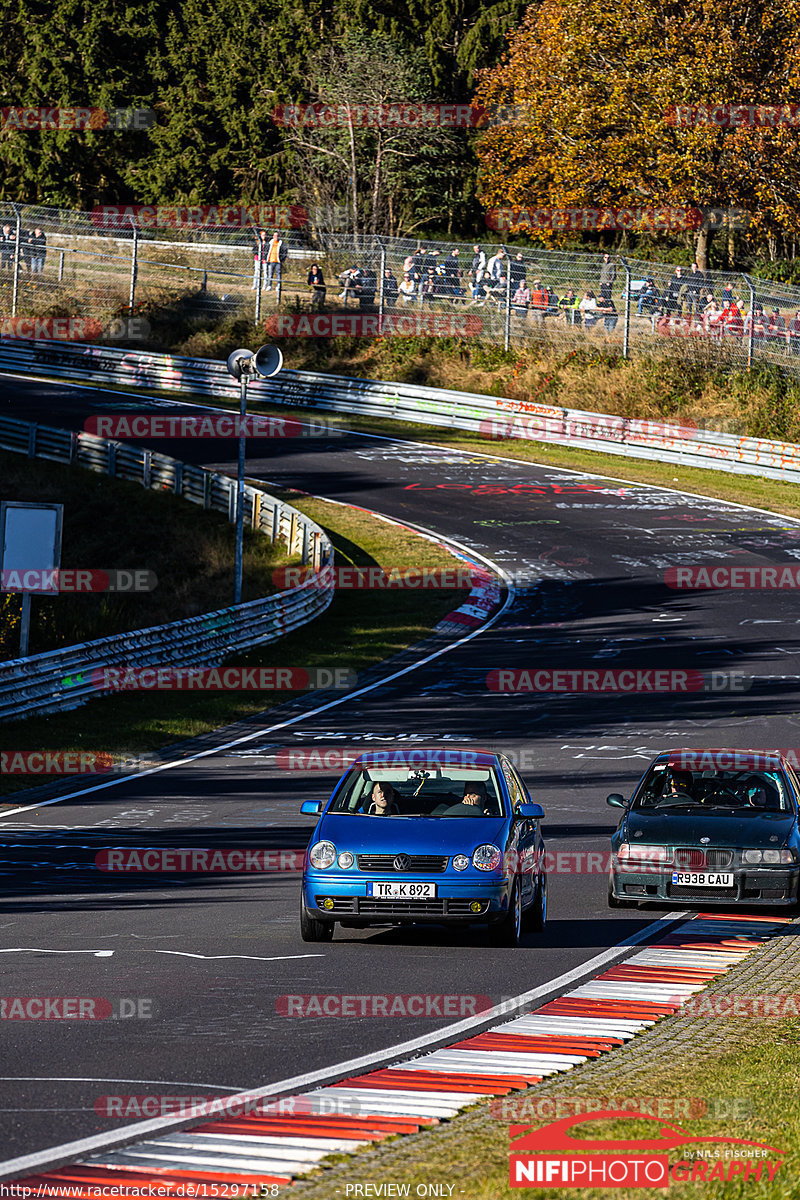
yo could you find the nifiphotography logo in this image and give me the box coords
[509,1110,785,1188]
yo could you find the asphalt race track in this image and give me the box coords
[2,370,800,1165]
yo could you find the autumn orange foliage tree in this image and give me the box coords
[473,0,800,266]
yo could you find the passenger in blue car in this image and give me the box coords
[366,781,400,815]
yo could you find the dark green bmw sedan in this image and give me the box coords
[607,749,800,909]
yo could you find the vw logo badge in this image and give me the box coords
[393,854,410,871]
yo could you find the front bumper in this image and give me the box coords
[610,865,800,907]
[302,872,515,924]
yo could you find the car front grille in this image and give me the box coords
[674,848,706,869]
[667,884,737,900]
[706,849,734,868]
[314,896,488,918]
[356,854,449,873]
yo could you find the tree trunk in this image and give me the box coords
[694,225,712,272]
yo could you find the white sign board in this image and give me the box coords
[0,501,63,595]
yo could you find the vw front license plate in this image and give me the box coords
[671,872,734,887]
[367,881,436,899]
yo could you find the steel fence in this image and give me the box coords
[2,201,800,380]
[1,339,799,483]
[0,412,334,720]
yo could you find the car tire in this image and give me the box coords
[300,899,335,942]
[607,876,637,909]
[489,880,522,947]
[524,873,547,932]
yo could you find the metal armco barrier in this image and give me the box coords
[0,411,334,721]
[1,338,799,482]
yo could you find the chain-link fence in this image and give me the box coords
[2,201,800,378]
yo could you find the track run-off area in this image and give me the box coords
[1,369,800,1173]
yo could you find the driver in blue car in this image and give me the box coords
[463,781,498,815]
[366,781,400,815]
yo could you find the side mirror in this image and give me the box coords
[606,794,628,809]
[300,800,322,815]
[517,802,545,819]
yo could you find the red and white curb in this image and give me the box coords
[13,911,790,1192]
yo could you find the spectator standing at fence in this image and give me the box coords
[579,290,598,330]
[485,247,506,287]
[596,294,619,332]
[443,248,461,297]
[664,267,684,314]
[767,308,786,346]
[399,272,417,304]
[0,223,12,269]
[721,281,734,308]
[382,267,399,308]
[29,226,46,274]
[307,263,326,311]
[20,229,34,273]
[725,298,744,339]
[510,252,526,290]
[471,245,486,295]
[559,289,580,324]
[637,278,658,316]
[599,253,616,300]
[511,279,531,317]
[686,262,705,312]
[788,311,800,354]
[251,229,269,290]
[356,264,377,309]
[704,300,724,337]
[265,231,287,290]
[529,279,547,322]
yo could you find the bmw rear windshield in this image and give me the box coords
[632,761,796,813]
[328,766,506,817]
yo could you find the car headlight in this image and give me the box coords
[744,848,796,865]
[473,843,502,872]
[617,843,672,865]
[337,851,354,868]
[452,854,469,872]
[309,840,336,869]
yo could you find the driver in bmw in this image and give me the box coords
[665,769,695,801]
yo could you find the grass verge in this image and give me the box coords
[0,489,470,796]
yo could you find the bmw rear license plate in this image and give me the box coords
[367,881,436,898]
[671,871,734,887]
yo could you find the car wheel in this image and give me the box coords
[300,899,335,942]
[607,875,637,909]
[489,880,522,947]
[525,873,547,932]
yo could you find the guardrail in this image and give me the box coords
[0,410,334,721]
[1,338,799,483]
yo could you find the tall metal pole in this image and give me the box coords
[234,374,248,605]
[503,251,512,351]
[621,258,631,359]
[128,219,139,316]
[746,275,756,369]
[378,242,386,324]
[11,208,21,318]
[19,592,31,657]
[255,241,263,327]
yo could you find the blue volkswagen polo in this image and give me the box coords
[299,748,547,946]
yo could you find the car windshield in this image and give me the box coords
[633,763,795,813]
[328,766,505,817]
